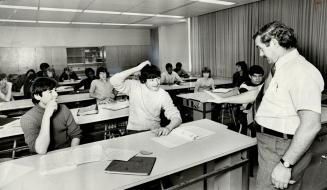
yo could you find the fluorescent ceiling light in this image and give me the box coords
[155,14,185,19]
[40,7,83,13]
[0,5,37,10]
[0,19,36,23]
[192,0,235,5]
[83,10,121,15]
[128,24,153,27]
[71,22,101,25]
[102,23,127,26]
[38,21,70,24]
[121,12,155,17]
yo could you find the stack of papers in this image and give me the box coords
[152,125,215,148]
[77,104,98,116]
[101,100,129,111]
[39,145,103,175]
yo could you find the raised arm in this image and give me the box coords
[110,60,150,88]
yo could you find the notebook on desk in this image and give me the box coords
[0,118,19,126]
[105,156,156,176]
[77,104,99,116]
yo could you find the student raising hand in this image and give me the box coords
[137,60,151,71]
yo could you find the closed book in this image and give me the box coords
[105,156,156,176]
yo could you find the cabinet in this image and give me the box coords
[66,47,106,76]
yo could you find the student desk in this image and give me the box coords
[57,80,81,86]
[0,93,94,113]
[0,103,129,158]
[1,119,256,190]
[177,91,214,120]
[181,76,198,82]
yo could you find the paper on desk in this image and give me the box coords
[212,88,233,93]
[152,125,215,148]
[101,100,129,111]
[71,145,103,165]
[39,145,103,175]
[0,162,34,188]
[0,119,22,138]
[104,148,138,161]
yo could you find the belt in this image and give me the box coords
[255,125,293,139]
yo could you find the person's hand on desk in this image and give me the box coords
[152,127,172,136]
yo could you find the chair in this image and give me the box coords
[220,103,237,127]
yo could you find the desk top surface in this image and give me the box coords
[57,80,81,86]
[0,102,129,138]
[1,119,256,190]
[161,78,232,91]
[0,93,94,112]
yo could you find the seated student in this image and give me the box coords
[36,62,58,81]
[160,63,184,85]
[59,67,79,82]
[210,65,265,135]
[20,77,81,154]
[232,61,249,87]
[23,70,37,98]
[110,61,182,136]
[89,67,116,104]
[0,73,13,102]
[36,63,50,77]
[74,68,95,91]
[174,62,189,78]
[194,67,215,92]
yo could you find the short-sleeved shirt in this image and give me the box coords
[160,71,183,84]
[20,104,81,152]
[89,79,114,99]
[111,78,181,131]
[195,78,215,92]
[255,49,324,135]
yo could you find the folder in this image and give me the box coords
[105,156,156,176]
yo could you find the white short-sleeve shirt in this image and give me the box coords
[255,49,324,135]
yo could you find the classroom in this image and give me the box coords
[0,0,327,189]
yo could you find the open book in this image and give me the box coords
[151,125,215,148]
[77,104,98,116]
[39,145,103,175]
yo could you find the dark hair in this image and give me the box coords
[63,67,71,73]
[31,77,57,104]
[25,69,35,77]
[40,63,50,71]
[139,65,161,84]
[0,73,7,80]
[201,67,211,78]
[85,68,95,76]
[165,63,173,70]
[176,62,182,68]
[249,65,264,76]
[96,67,109,79]
[253,21,297,49]
[236,61,248,74]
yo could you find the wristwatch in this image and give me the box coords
[280,158,293,168]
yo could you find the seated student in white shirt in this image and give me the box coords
[110,61,182,136]
[0,73,13,102]
[209,65,265,135]
[160,63,184,85]
[194,67,215,92]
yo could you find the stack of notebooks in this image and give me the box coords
[105,156,156,176]
[77,104,99,116]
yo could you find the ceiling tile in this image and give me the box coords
[39,0,93,9]
[38,10,78,21]
[129,0,191,14]
[86,0,145,12]
[0,0,39,7]
[0,8,17,19]
[74,13,148,24]
[12,10,38,20]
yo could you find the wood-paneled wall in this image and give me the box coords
[105,45,150,74]
[0,47,67,75]
[0,45,151,76]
